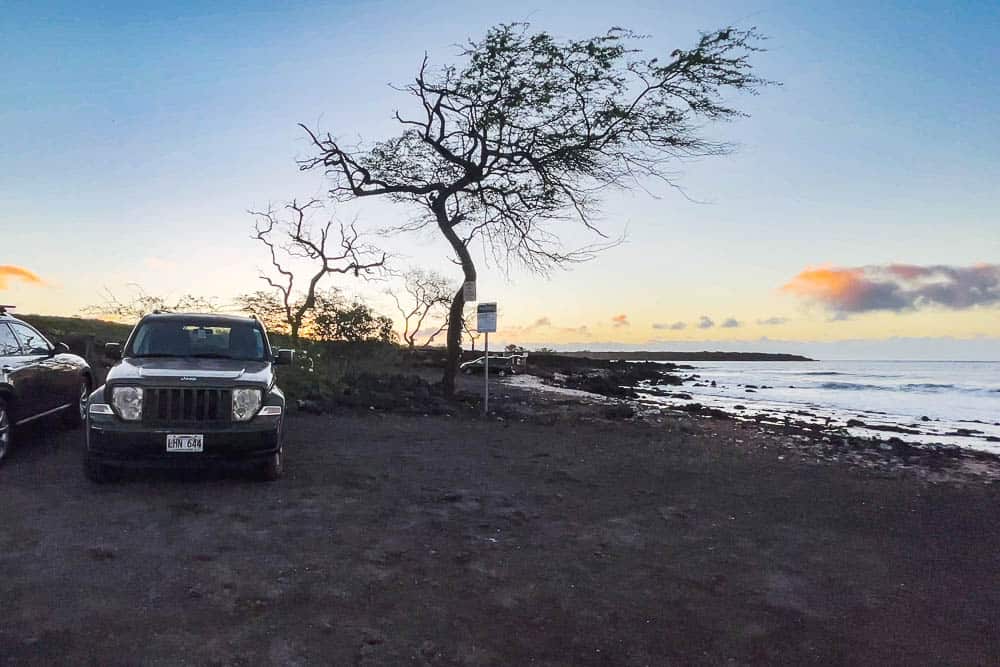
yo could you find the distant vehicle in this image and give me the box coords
[84,312,293,482]
[0,306,93,464]
[460,355,518,377]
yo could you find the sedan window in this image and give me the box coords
[0,324,20,356]
[9,322,53,355]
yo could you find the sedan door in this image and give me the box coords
[7,322,62,416]
[0,323,43,422]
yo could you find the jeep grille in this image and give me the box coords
[143,387,231,424]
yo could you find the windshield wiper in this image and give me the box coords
[131,353,185,358]
[189,353,237,359]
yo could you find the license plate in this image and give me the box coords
[166,434,203,452]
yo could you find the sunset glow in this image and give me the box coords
[2,2,998,359]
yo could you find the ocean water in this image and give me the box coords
[636,360,1000,453]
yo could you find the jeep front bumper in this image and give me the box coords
[86,414,282,468]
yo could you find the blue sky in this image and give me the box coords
[2,1,998,357]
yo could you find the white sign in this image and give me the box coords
[463,281,477,302]
[477,302,497,333]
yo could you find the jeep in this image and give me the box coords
[84,312,293,482]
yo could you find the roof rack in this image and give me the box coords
[0,305,15,315]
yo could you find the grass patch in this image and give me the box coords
[276,340,408,404]
[19,314,134,345]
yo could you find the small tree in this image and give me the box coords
[235,290,294,335]
[300,23,770,394]
[250,199,386,344]
[314,298,395,343]
[87,285,220,321]
[238,288,395,343]
[386,268,453,348]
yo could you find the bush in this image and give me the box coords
[274,339,405,405]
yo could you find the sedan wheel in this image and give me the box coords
[79,383,89,421]
[62,380,89,428]
[0,400,11,464]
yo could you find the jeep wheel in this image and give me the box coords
[62,379,90,428]
[257,450,283,482]
[0,398,11,465]
[84,454,118,483]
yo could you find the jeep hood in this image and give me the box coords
[106,357,273,386]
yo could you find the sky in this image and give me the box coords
[2,0,999,359]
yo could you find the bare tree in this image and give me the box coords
[249,199,386,344]
[299,23,771,394]
[462,312,481,352]
[386,268,454,348]
[86,285,221,321]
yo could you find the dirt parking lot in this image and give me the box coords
[2,407,999,665]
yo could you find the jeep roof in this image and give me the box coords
[138,312,260,325]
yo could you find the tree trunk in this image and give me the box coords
[442,287,466,396]
[435,204,476,397]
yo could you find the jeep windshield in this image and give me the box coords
[127,319,268,362]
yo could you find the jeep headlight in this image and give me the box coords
[112,386,143,421]
[232,388,262,422]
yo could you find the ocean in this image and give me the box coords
[636,360,1000,454]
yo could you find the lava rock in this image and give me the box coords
[602,404,636,420]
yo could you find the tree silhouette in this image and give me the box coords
[300,23,771,394]
[386,268,454,348]
[86,285,221,321]
[249,199,386,344]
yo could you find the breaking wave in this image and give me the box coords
[819,382,882,391]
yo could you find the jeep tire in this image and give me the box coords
[257,450,283,482]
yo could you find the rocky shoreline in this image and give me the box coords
[517,359,1000,484]
[287,357,1000,484]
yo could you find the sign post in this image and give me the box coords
[476,302,497,415]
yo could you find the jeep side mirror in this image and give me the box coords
[57,342,70,354]
[274,349,294,366]
[105,342,122,360]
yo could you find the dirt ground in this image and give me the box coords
[2,397,999,665]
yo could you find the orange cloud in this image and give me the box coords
[782,266,866,302]
[0,265,45,290]
[611,314,629,327]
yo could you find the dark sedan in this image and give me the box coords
[460,355,518,377]
[0,307,94,463]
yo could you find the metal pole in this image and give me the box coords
[483,332,489,415]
